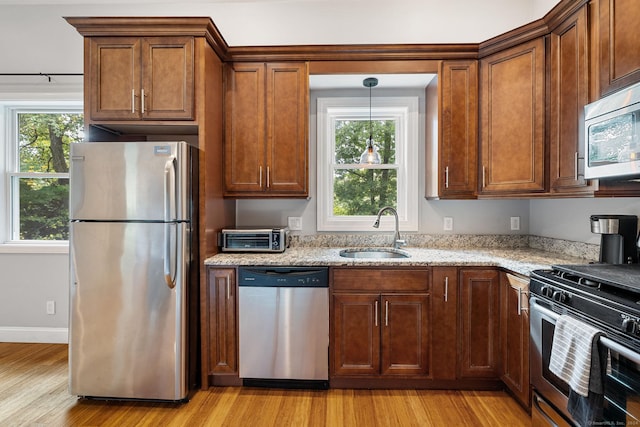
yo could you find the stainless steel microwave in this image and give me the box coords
[584,81,640,179]
[219,227,289,253]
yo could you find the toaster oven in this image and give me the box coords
[219,227,290,253]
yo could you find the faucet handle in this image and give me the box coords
[395,239,407,249]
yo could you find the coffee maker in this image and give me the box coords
[590,214,638,264]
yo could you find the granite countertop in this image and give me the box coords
[204,246,590,277]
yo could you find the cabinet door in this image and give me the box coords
[550,6,596,195]
[224,63,266,194]
[332,293,380,376]
[439,60,478,199]
[207,268,237,374]
[141,37,194,120]
[458,268,500,378]
[480,38,545,195]
[89,37,141,120]
[266,63,309,195]
[595,0,640,96]
[381,294,430,376]
[500,273,530,409]
[431,267,458,380]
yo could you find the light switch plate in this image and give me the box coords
[46,300,55,315]
[443,217,453,231]
[288,216,302,231]
[510,216,520,231]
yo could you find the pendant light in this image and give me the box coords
[359,77,381,164]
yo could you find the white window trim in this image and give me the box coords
[317,96,419,232]
[1,100,82,252]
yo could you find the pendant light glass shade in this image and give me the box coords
[360,77,381,165]
[360,137,381,164]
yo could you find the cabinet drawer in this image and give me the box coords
[332,268,429,292]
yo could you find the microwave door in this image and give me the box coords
[584,81,640,180]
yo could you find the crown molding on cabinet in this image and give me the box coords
[65,16,231,61]
[66,0,586,64]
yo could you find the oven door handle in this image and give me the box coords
[531,298,640,365]
[530,298,560,321]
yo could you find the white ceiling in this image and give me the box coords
[0,0,562,47]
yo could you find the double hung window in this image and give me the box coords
[3,105,83,243]
[317,96,418,231]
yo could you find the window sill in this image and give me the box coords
[0,243,69,254]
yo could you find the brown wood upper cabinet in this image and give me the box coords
[436,60,479,199]
[549,5,596,195]
[88,36,195,121]
[224,62,309,197]
[594,0,640,97]
[479,38,546,196]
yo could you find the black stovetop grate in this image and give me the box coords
[553,264,640,294]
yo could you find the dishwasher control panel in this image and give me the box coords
[238,267,328,287]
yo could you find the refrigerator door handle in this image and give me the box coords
[164,157,177,289]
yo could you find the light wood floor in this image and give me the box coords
[0,343,530,426]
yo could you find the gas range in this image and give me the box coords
[530,263,640,426]
[530,264,640,352]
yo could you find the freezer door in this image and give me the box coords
[69,141,190,221]
[69,221,188,401]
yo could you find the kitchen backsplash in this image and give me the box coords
[290,234,599,261]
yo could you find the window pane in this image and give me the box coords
[18,177,69,240]
[18,112,84,173]
[333,169,397,215]
[335,119,396,164]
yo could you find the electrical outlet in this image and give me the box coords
[443,217,453,231]
[510,216,521,231]
[46,300,55,315]
[288,216,302,231]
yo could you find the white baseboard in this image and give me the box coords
[0,327,68,343]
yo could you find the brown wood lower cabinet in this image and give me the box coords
[431,267,458,380]
[458,268,501,379]
[331,268,430,380]
[203,265,523,395]
[203,267,239,388]
[332,292,430,377]
[500,272,530,409]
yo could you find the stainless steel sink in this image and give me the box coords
[339,248,410,259]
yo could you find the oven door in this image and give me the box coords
[530,296,640,426]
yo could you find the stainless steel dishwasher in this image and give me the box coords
[238,266,329,389]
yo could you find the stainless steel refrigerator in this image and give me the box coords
[68,140,197,401]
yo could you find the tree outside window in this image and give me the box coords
[333,119,397,216]
[10,110,84,241]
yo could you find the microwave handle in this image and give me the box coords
[531,298,640,365]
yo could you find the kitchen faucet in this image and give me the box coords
[373,206,406,250]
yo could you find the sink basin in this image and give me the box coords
[339,248,410,259]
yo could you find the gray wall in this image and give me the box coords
[530,198,640,245]
[0,252,69,342]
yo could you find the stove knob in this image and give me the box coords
[541,286,553,298]
[622,318,639,335]
[552,290,567,303]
